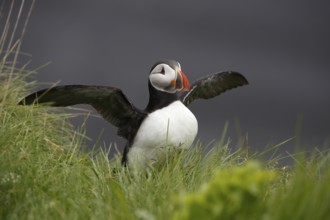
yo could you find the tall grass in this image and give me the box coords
[1,1,330,219]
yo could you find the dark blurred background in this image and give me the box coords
[5,1,330,155]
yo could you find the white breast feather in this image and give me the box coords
[127,101,198,169]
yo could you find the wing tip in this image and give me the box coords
[18,94,37,105]
[18,99,25,105]
[227,71,249,86]
[18,89,57,106]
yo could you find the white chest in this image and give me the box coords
[127,101,198,169]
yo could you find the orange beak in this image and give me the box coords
[177,70,190,91]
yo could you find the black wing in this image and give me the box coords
[19,85,146,140]
[182,71,248,106]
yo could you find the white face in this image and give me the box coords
[149,64,177,93]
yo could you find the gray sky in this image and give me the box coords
[11,0,330,154]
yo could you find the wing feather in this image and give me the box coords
[19,85,146,140]
[182,72,248,106]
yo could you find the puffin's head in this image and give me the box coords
[149,60,190,93]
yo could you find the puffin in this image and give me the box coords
[19,60,248,169]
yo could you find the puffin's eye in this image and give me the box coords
[159,66,165,75]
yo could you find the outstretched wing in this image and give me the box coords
[182,71,248,106]
[19,85,146,140]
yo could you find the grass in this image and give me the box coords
[1,1,330,219]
